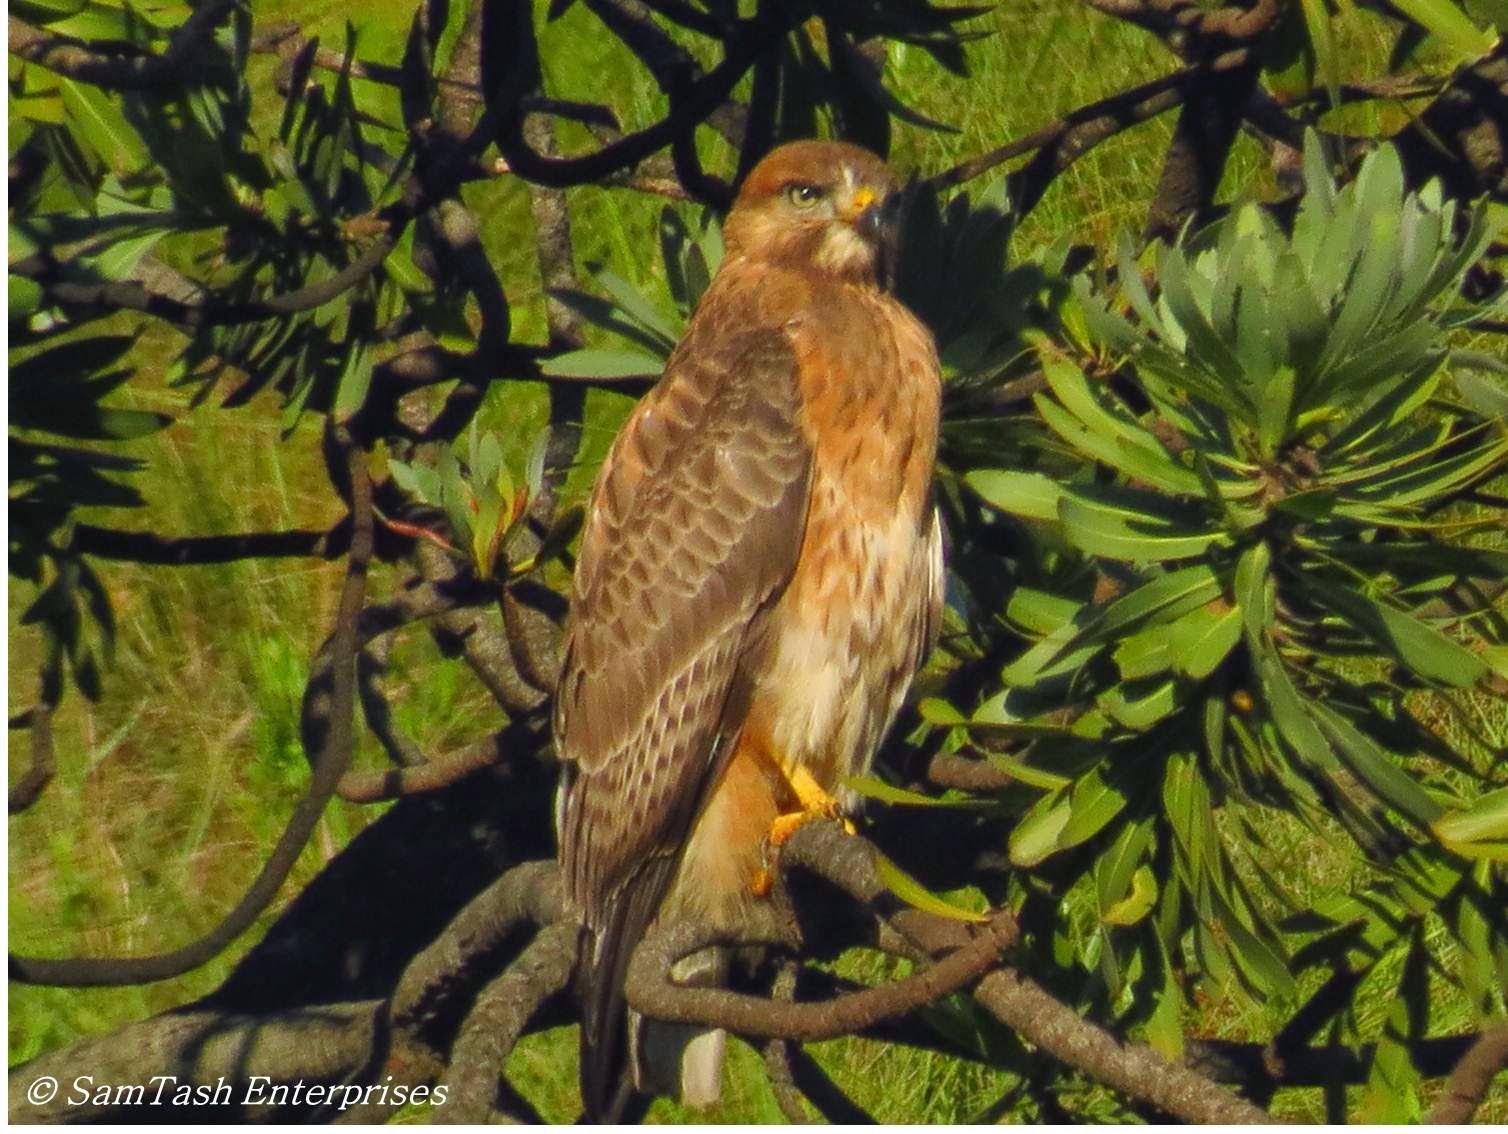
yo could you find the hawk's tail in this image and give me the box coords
[576,864,673,1122]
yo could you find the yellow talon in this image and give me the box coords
[767,766,857,848]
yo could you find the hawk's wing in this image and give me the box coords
[554,327,813,1118]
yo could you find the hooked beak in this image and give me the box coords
[840,185,885,244]
[840,183,903,290]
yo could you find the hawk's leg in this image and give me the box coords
[769,765,856,845]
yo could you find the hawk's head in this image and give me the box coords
[724,140,899,287]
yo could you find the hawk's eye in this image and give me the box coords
[784,183,823,208]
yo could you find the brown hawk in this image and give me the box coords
[554,139,944,1119]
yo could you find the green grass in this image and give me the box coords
[9,0,1503,1123]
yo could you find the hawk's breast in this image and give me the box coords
[744,290,942,792]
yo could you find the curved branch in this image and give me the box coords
[390,860,564,1041]
[928,69,1189,207]
[1429,1022,1508,1124]
[625,909,1018,1041]
[7,1000,387,1122]
[973,969,1271,1124]
[443,921,579,1123]
[9,436,375,987]
[336,736,503,803]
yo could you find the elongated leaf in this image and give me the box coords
[965,468,1063,521]
[1390,0,1496,56]
[593,268,681,350]
[58,78,147,173]
[1311,704,1444,826]
[873,851,990,922]
[845,773,988,809]
[539,348,666,379]
[1009,788,1072,866]
[1169,603,1241,679]
[1433,787,1508,856]
[1309,578,1487,687]
[1059,495,1224,562]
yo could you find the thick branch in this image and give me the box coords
[8,1000,386,1122]
[1429,1022,1508,1124]
[974,969,1270,1124]
[336,736,503,802]
[626,909,1016,1041]
[442,921,579,1123]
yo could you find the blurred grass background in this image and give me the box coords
[9,0,1503,1121]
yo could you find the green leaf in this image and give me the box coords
[1389,0,1496,56]
[1099,679,1178,729]
[982,752,1073,791]
[1433,787,1508,859]
[873,850,990,922]
[1009,788,1072,866]
[1074,562,1224,650]
[1308,578,1487,687]
[1006,587,1083,635]
[845,773,987,808]
[58,78,147,173]
[1103,865,1158,926]
[10,275,43,320]
[593,268,681,350]
[1095,815,1155,919]
[1169,603,1241,679]
[917,697,966,726]
[1310,704,1445,827]
[539,348,665,380]
[1059,766,1128,850]
[1059,494,1224,562]
[965,468,1063,522]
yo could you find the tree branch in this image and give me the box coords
[443,921,579,1123]
[71,521,347,565]
[928,69,1189,213]
[336,736,504,803]
[8,1,238,90]
[1429,1022,1508,1124]
[7,693,56,815]
[973,969,1271,1124]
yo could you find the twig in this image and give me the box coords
[8,1,237,90]
[7,694,56,814]
[9,434,374,987]
[763,962,813,1123]
[23,232,397,328]
[928,69,1189,205]
[1429,1022,1508,1124]
[336,736,503,803]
